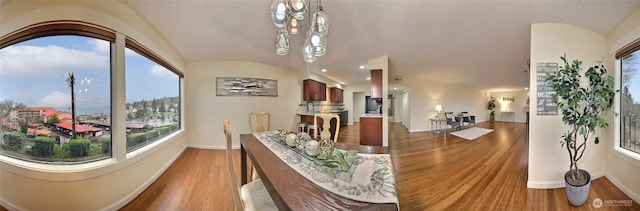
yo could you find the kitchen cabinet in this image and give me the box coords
[303,79,327,101]
[360,117,382,146]
[329,87,343,103]
[370,69,383,98]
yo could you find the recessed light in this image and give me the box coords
[359,65,365,69]
[321,68,327,72]
[525,87,529,90]
[366,77,371,80]
[393,87,397,90]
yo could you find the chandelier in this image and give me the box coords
[271,0,329,62]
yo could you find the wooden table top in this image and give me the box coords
[240,134,397,211]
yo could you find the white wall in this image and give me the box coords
[404,78,487,132]
[344,83,371,125]
[0,2,187,210]
[186,61,303,149]
[606,8,640,202]
[352,92,365,123]
[528,23,608,188]
[490,91,529,123]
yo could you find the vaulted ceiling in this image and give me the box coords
[119,0,640,91]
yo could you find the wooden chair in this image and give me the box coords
[248,112,271,133]
[313,113,340,142]
[224,120,277,211]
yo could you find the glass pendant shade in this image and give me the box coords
[288,0,308,20]
[271,0,289,28]
[315,7,329,36]
[308,20,326,56]
[275,28,290,55]
[303,36,316,62]
[288,18,299,35]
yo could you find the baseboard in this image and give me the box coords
[605,172,640,203]
[188,144,235,150]
[0,197,26,211]
[102,145,188,211]
[527,171,605,189]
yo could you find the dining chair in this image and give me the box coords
[248,112,271,133]
[224,120,277,211]
[313,113,340,142]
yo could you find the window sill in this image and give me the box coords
[0,130,184,182]
[613,146,640,168]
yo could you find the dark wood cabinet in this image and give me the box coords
[360,117,382,146]
[338,111,348,128]
[370,69,383,98]
[329,87,343,103]
[303,79,327,101]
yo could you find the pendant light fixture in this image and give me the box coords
[271,0,328,62]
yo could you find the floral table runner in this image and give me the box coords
[253,131,399,207]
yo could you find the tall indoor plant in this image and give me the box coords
[487,97,496,121]
[544,54,616,206]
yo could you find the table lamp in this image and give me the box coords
[435,104,443,119]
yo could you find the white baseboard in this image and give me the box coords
[102,145,188,211]
[527,171,605,189]
[187,144,230,150]
[605,172,640,203]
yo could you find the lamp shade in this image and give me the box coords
[435,104,443,113]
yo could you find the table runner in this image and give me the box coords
[253,131,399,207]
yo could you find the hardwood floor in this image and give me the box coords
[118,121,639,210]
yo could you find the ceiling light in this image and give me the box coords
[393,87,397,90]
[359,65,365,69]
[321,68,327,72]
[525,87,529,90]
[271,0,328,62]
[366,77,371,80]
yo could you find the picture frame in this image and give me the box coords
[216,77,278,97]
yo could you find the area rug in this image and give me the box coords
[450,127,494,140]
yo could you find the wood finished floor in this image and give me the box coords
[115,122,638,210]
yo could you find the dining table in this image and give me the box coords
[240,133,399,210]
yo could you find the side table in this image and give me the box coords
[429,118,446,134]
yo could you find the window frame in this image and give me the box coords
[615,37,640,163]
[0,20,184,171]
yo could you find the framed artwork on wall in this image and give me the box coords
[536,62,558,115]
[216,77,278,97]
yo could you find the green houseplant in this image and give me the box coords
[544,54,616,206]
[487,97,496,121]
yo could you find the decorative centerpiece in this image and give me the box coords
[285,133,298,147]
[296,132,311,151]
[278,129,290,142]
[317,138,335,160]
[304,140,320,156]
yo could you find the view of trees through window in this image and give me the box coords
[125,48,180,152]
[622,50,640,154]
[0,35,112,163]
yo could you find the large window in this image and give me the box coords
[124,44,181,152]
[0,35,112,163]
[621,50,640,154]
[0,21,183,164]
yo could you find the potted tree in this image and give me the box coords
[544,54,616,206]
[487,97,496,122]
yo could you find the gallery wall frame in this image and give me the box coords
[536,62,558,115]
[216,77,278,97]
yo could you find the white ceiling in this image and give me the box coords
[120,0,640,92]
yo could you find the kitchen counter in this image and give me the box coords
[360,113,382,118]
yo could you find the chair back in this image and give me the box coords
[313,113,340,142]
[249,112,271,133]
[224,120,244,211]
